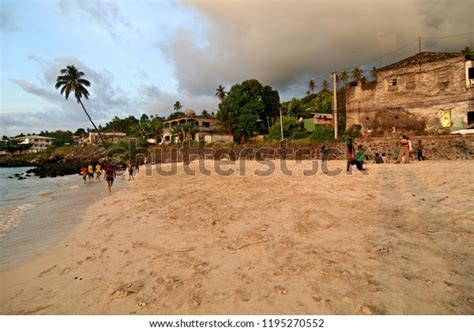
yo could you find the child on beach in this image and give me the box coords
[81,166,88,182]
[381,153,388,163]
[320,145,329,161]
[346,138,367,172]
[87,163,94,180]
[355,145,368,164]
[416,140,425,161]
[95,163,102,180]
[374,153,384,164]
[128,162,134,180]
[395,135,410,163]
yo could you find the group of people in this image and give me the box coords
[343,135,426,172]
[395,135,425,163]
[80,161,117,193]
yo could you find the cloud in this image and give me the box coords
[57,0,139,39]
[164,0,474,98]
[137,84,218,117]
[0,7,18,31]
[2,56,219,136]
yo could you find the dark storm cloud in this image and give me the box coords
[165,0,474,97]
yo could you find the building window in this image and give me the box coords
[388,78,398,91]
[438,72,449,89]
[202,121,210,128]
[406,75,416,89]
[469,68,474,87]
[468,112,474,125]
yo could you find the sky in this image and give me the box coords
[0,0,473,136]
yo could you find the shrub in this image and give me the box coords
[310,126,334,142]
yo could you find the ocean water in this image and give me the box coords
[0,167,126,270]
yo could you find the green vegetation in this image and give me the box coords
[217,79,280,142]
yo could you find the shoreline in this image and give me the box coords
[0,171,128,271]
[1,160,473,314]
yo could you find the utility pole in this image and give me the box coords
[331,71,338,139]
[279,106,284,142]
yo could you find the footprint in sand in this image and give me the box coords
[235,289,252,302]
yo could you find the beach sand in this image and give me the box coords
[1,160,473,314]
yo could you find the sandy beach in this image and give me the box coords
[1,160,473,314]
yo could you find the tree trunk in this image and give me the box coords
[78,99,107,149]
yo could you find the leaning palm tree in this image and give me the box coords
[173,101,182,112]
[307,80,316,94]
[55,65,107,148]
[215,85,226,101]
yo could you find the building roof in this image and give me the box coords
[164,116,218,124]
[377,52,463,72]
[18,135,54,140]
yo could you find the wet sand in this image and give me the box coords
[1,160,473,314]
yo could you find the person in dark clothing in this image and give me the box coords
[320,145,330,161]
[416,140,425,161]
[374,153,384,164]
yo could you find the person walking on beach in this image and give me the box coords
[416,140,425,161]
[105,162,116,193]
[128,161,134,180]
[95,163,102,180]
[87,163,94,180]
[81,166,88,182]
[395,135,410,163]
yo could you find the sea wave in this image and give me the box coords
[0,203,36,240]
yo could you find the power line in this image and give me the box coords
[280,31,473,96]
[422,31,474,40]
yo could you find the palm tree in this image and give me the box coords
[370,66,377,80]
[351,67,365,83]
[215,85,226,101]
[173,101,182,112]
[55,65,107,148]
[338,71,349,85]
[321,80,330,94]
[307,80,316,94]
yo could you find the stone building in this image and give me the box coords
[344,52,474,136]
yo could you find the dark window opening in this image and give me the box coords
[366,117,370,121]
[202,122,210,128]
[388,78,398,91]
[469,68,474,87]
[468,112,474,125]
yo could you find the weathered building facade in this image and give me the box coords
[345,52,474,136]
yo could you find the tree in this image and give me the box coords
[338,71,349,85]
[140,114,149,122]
[307,80,316,94]
[74,128,86,136]
[370,66,377,80]
[216,79,280,142]
[173,101,182,112]
[215,85,226,101]
[201,110,210,117]
[460,46,473,56]
[55,65,107,148]
[351,67,365,83]
[321,80,330,92]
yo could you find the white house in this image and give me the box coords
[18,135,54,153]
